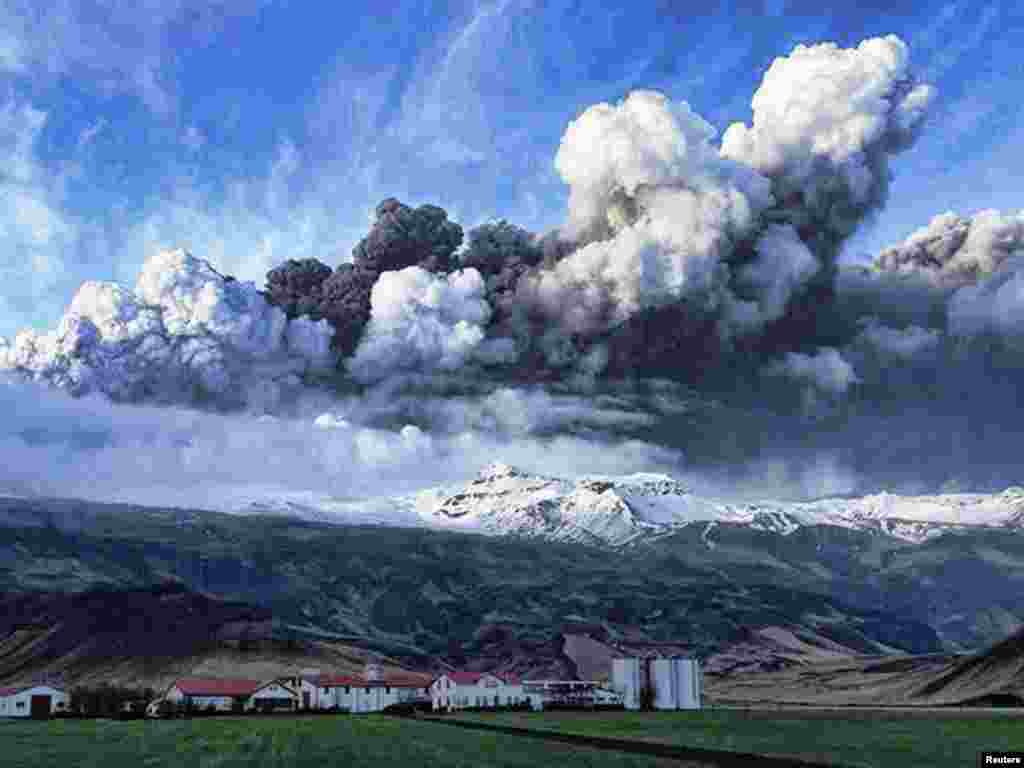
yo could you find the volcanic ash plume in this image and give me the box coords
[520,89,773,339]
[263,198,465,359]
[721,35,934,246]
[0,34,938,404]
[516,34,934,365]
[873,209,1024,339]
[876,209,1024,286]
[0,249,335,408]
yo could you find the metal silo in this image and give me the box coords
[650,658,675,709]
[611,657,642,710]
[672,658,702,709]
[649,657,702,710]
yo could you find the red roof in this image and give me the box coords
[310,673,431,689]
[172,678,262,697]
[443,671,520,686]
[253,681,296,696]
[0,685,64,696]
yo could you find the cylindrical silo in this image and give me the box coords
[674,658,701,709]
[612,657,642,710]
[650,658,676,709]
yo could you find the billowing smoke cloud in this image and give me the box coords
[262,197,466,359]
[0,249,334,409]
[352,197,463,274]
[19,33,1024,502]
[872,209,1024,341]
[721,35,934,249]
[876,210,1024,287]
[348,266,495,382]
[519,89,773,341]
[506,34,933,376]
[3,35,936,398]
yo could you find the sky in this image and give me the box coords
[1,0,1023,509]
[0,0,1020,338]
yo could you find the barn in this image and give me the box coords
[0,685,69,718]
[430,671,542,712]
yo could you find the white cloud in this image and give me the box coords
[0,247,335,407]
[349,267,492,382]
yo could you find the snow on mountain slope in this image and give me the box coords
[179,463,1024,547]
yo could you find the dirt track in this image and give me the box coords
[707,704,1024,719]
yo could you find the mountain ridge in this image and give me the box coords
[193,462,1024,548]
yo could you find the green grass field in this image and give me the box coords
[449,709,1024,768]
[0,715,700,768]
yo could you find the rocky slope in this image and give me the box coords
[0,584,430,689]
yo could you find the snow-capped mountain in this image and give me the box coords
[200,462,1024,547]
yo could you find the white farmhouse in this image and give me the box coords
[160,677,299,713]
[245,681,298,712]
[162,678,263,713]
[305,664,432,713]
[276,673,320,710]
[430,671,542,712]
[0,685,68,718]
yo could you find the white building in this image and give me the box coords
[163,678,263,712]
[276,673,320,711]
[245,681,298,712]
[431,671,542,712]
[0,685,68,718]
[160,677,298,713]
[611,656,702,710]
[305,664,432,713]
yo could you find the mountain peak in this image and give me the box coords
[476,462,525,481]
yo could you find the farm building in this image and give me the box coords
[305,664,432,713]
[611,656,701,710]
[246,681,299,712]
[430,671,543,712]
[0,685,68,718]
[521,679,622,708]
[161,678,298,713]
[276,671,321,710]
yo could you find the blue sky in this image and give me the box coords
[0,0,1020,338]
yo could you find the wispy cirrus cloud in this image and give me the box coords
[0,0,266,115]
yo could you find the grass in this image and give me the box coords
[449,709,1023,768]
[0,715,696,768]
